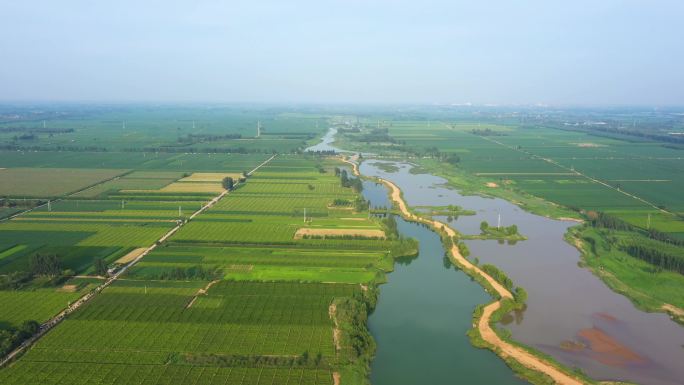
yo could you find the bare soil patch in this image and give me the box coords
[115,247,147,264]
[329,303,341,353]
[186,280,219,309]
[59,284,78,293]
[662,303,684,318]
[179,172,243,183]
[294,228,385,239]
[227,264,254,272]
[485,182,499,188]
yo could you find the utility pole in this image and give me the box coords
[48,200,51,212]
[121,200,124,209]
[257,121,261,138]
[303,208,306,223]
[647,213,651,230]
[497,210,501,229]
[179,205,182,217]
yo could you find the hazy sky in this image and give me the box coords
[1,0,683,105]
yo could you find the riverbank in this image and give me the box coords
[412,157,684,330]
[343,157,590,385]
[568,226,684,325]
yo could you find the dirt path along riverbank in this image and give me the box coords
[344,157,586,385]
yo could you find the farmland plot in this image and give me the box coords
[0,280,350,385]
[1,154,414,385]
[0,168,126,197]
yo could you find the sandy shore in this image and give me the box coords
[345,157,587,385]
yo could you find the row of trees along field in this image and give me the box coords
[0,320,40,357]
[587,211,684,274]
[335,168,363,192]
[1,254,75,290]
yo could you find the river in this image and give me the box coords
[310,127,684,385]
[305,127,345,153]
[360,161,684,385]
[361,180,528,385]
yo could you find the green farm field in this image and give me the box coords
[0,280,347,385]
[2,105,681,385]
[0,168,126,197]
[341,120,683,236]
[0,150,271,335]
[0,144,415,385]
[0,106,325,153]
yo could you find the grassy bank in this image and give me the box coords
[568,226,684,324]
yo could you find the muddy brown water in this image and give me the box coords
[360,160,684,385]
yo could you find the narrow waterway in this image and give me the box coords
[305,127,344,153]
[361,180,527,385]
[360,161,684,385]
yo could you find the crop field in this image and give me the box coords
[361,120,684,237]
[72,171,184,198]
[0,151,269,172]
[0,289,87,327]
[163,156,403,283]
[0,363,332,385]
[0,278,355,385]
[0,147,270,344]
[0,168,126,197]
[0,106,325,154]
[0,145,416,385]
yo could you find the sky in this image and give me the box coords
[1,0,683,106]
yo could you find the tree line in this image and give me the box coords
[182,351,327,369]
[337,169,363,193]
[155,265,222,281]
[0,320,40,357]
[1,253,74,290]
[622,243,684,275]
[589,211,684,246]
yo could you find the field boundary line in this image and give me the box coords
[0,154,277,368]
[470,130,672,215]
[1,169,133,223]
